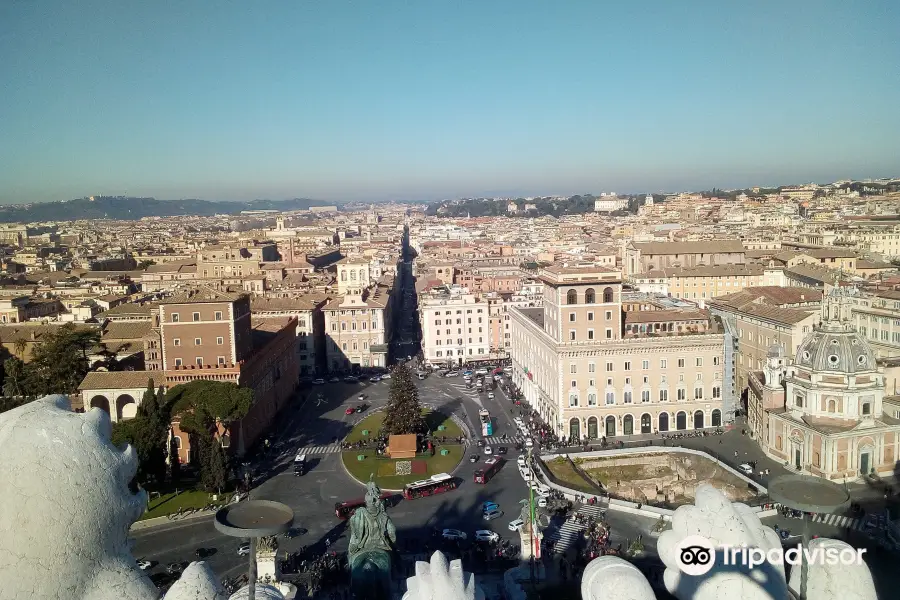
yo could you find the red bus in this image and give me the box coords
[474,457,503,484]
[402,473,458,500]
[334,491,394,519]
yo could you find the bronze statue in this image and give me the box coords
[348,477,396,599]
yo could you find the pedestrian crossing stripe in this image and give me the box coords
[543,503,608,554]
[810,513,865,531]
[294,445,341,455]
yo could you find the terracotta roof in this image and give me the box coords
[162,286,246,305]
[632,240,744,255]
[857,260,896,270]
[145,260,196,273]
[667,264,764,278]
[625,309,708,324]
[101,320,153,341]
[251,295,328,312]
[78,370,158,391]
[711,286,822,307]
[97,302,156,318]
[0,323,97,345]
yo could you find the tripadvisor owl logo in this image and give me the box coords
[674,534,867,576]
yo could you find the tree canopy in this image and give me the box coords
[167,379,254,435]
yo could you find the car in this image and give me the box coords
[496,446,508,455]
[493,374,502,381]
[381,373,391,380]
[487,392,495,399]
[537,497,548,508]
[345,407,356,415]
[355,403,368,412]
[358,394,366,402]
[329,376,340,383]
[520,468,532,482]
[475,368,488,376]
[344,375,357,382]
[517,455,527,467]
[445,371,459,377]
[482,501,500,512]
[469,454,479,463]
[137,560,152,571]
[483,446,493,455]
[441,528,467,541]
[369,375,381,382]
[166,562,185,575]
[525,438,534,448]
[474,530,500,543]
[483,508,504,521]
[312,378,325,385]
[738,463,754,475]
[463,370,473,376]
[237,542,251,557]
[514,418,524,426]
[508,519,525,532]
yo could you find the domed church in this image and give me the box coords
[748,286,900,482]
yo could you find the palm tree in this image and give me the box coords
[13,338,27,359]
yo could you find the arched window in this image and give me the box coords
[585,288,596,304]
[341,271,347,281]
[566,290,578,305]
[828,399,836,413]
[862,402,871,415]
[603,287,614,303]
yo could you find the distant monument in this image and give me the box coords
[347,477,397,600]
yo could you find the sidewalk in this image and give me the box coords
[130,508,215,532]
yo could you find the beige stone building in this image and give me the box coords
[623,240,745,276]
[509,266,728,441]
[748,288,900,482]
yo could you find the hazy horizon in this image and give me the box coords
[2,1,898,204]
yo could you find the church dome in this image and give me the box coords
[794,286,875,374]
[794,329,875,374]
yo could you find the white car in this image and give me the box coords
[484,446,493,455]
[520,468,532,482]
[487,392,495,400]
[445,371,459,377]
[442,528,467,541]
[538,497,548,507]
[517,455,527,467]
[738,463,754,475]
[493,374,502,381]
[474,530,500,543]
[508,519,525,532]
[524,438,534,448]
[312,378,325,385]
[475,368,488,376]
[137,560,152,571]
[381,372,391,379]
[238,542,251,556]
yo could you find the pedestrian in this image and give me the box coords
[734,450,738,458]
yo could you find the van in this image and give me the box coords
[483,508,504,521]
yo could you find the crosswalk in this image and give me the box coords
[293,444,341,455]
[482,436,509,446]
[543,504,607,555]
[809,513,866,532]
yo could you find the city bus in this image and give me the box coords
[402,473,458,500]
[479,409,493,436]
[334,491,394,519]
[474,456,503,484]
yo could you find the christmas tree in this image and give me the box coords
[381,363,426,436]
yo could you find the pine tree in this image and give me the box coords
[381,363,426,436]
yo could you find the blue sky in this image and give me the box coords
[1,0,898,204]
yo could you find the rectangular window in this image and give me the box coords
[712,386,721,399]
[570,364,577,374]
[569,394,578,407]
[174,358,183,366]
[659,389,668,402]
[569,330,576,341]
[624,391,632,404]
[569,313,576,322]
[695,387,703,400]
[193,312,200,322]
[216,336,223,345]
[215,311,223,321]
[642,360,649,370]
[587,329,594,340]
[606,362,614,372]
[194,338,201,346]
[195,357,203,366]
[713,356,720,366]
[588,362,596,373]
[661,359,667,369]
[605,328,612,339]
[173,338,181,347]
[571,380,577,388]
[171,313,180,322]
[642,390,650,403]
[696,357,703,367]
[218,356,226,365]
[587,312,594,321]
[624,361,631,371]
[605,392,615,405]
[678,358,685,368]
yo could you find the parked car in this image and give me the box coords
[738,463,753,475]
[508,519,525,532]
[344,375,357,382]
[381,372,391,379]
[482,501,500,512]
[537,497,548,508]
[474,530,499,543]
[237,543,251,557]
[345,407,356,415]
[445,371,459,377]
[312,378,325,385]
[469,454,479,463]
[483,508,504,521]
[355,403,368,412]
[442,529,467,541]
[517,455,527,467]
[369,375,381,382]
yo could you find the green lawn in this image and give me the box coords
[344,409,463,444]
[341,444,465,490]
[543,457,602,494]
[140,489,225,520]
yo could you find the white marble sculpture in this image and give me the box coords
[402,551,485,600]
[0,395,223,600]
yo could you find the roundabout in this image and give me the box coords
[341,408,466,490]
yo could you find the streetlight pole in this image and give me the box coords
[527,447,536,591]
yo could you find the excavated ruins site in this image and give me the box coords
[576,452,759,506]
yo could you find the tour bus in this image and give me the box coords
[479,409,493,436]
[402,473,458,500]
[474,456,503,484]
[334,491,394,519]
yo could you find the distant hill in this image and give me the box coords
[0,197,337,223]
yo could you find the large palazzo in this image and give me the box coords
[748,287,900,482]
[508,266,729,440]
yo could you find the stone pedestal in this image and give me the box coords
[518,523,542,560]
[256,548,280,583]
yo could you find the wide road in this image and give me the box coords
[131,372,656,583]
